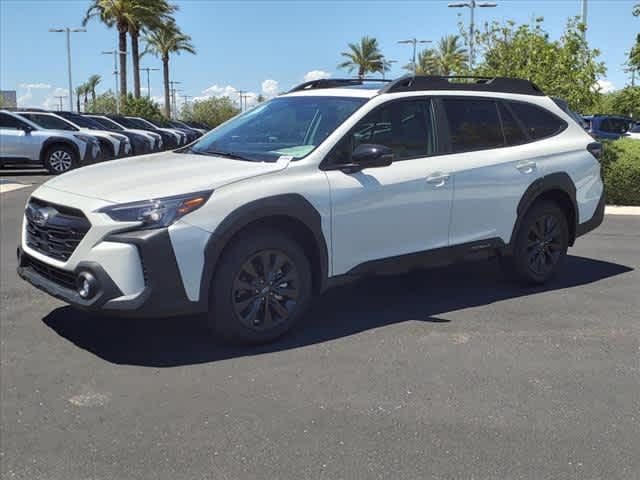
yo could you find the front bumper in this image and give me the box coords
[17,228,205,317]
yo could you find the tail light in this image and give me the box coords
[587,142,602,160]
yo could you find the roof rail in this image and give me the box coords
[379,75,545,96]
[288,78,391,93]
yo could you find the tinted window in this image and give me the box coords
[20,113,77,131]
[442,99,503,153]
[87,116,123,131]
[498,103,527,146]
[0,113,28,130]
[508,102,565,140]
[332,99,436,163]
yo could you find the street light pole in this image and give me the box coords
[102,49,126,114]
[169,81,181,118]
[49,27,86,112]
[397,39,432,73]
[140,67,160,98]
[581,0,588,41]
[448,1,498,71]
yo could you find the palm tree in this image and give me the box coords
[143,22,196,117]
[84,0,171,98]
[338,36,386,79]
[75,85,85,112]
[412,35,468,76]
[86,74,102,103]
[128,0,176,98]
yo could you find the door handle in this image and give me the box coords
[516,161,537,174]
[426,173,450,187]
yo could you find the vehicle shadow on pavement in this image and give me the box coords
[43,254,633,367]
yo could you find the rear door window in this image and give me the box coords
[507,102,566,140]
[441,98,504,153]
[498,103,528,146]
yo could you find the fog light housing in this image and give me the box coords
[76,272,97,299]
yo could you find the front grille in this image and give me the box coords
[25,198,91,261]
[22,253,76,290]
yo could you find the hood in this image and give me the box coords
[43,151,290,204]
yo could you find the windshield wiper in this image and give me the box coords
[196,149,253,161]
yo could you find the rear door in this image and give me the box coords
[440,97,547,246]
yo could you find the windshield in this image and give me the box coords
[88,116,124,131]
[19,113,78,131]
[63,113,104,130]
[188,96,367,162]
[130,117,158,129]
[117,117,151,129]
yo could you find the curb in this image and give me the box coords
[605,206,640,216]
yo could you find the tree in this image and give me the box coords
[121,93,165,120]
[75,85,86,112]
[473,17,606,112]
[410,35,468,76]
[86,74,102,103]
[87,90,118,114]
[128,0,176,98]
[143,21,196,117]
[179,96,239,128]
[608,86,640,118]
[83,0,173,98]
[338,36,386,79]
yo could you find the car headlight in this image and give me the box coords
[97,190,213,228]
[73,134,94,143]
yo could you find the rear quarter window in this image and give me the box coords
[507,102,567,140]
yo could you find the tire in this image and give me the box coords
[44,144,77,174]
[504,201,569,285]
[207,227,313,344]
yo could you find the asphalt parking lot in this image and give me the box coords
[1,170,639,480]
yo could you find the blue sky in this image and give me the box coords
[1,0,637,110]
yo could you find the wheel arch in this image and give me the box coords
[511,172,579,248]
[39,137,80,163]
[199,194,329,305]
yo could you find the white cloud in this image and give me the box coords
[202,84,239,99]
[261,79,279,98]
[593,79,616,93]
[303,70,331,82]
[19,83,51,89]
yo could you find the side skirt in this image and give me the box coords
[326,238,506,288]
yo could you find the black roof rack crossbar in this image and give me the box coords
[379,75,545,96]
[288,78,391,93]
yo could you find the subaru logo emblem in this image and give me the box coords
[29,205,57,227]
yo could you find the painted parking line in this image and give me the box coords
[605,206,640,216]
[0,179,31,194]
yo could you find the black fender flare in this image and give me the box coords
[40,137,81,163]
[509,172,578,249]
[198,194,329,304]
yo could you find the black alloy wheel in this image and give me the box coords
[232,249,300,331]
[208,227,312,344]
[526,213,564,276]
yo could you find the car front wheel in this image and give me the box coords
[44,145,76,174]
[208,227,312,344]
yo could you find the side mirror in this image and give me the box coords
[340,144,393,173]
[20,124,34,134]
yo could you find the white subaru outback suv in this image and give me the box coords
[17,76,604,344]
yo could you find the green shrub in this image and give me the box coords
[601,139,640,206]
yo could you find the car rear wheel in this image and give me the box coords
[504,201,569,284]
[44,145,77,174]
[208,227,312,344]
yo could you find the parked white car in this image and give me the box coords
[19,111,130,160]
[86,115,164,151]
[0,109,101,173]
[17,76,604,344]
